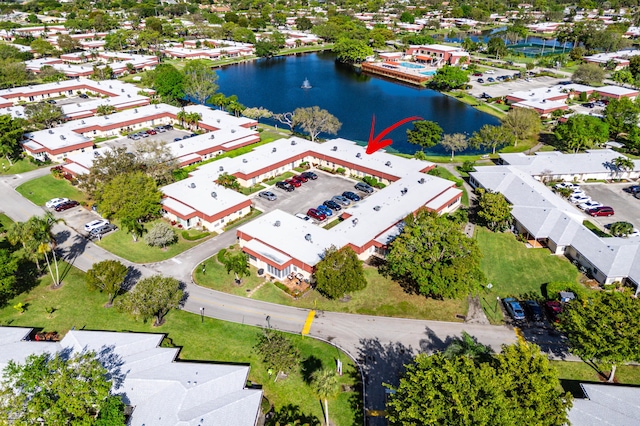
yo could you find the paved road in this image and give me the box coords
[0,168,529,417]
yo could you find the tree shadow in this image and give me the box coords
[121,267,142,292]
[265,403,320,426]
[301,355,323,385]
[345,362,364,426]
[418,326,456,353]
[95,345,127,393]
[58,233,89,281]
[356,338,415,415]
[54,229,71,246]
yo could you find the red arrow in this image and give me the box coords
[366,115,423,154]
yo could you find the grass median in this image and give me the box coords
[0,262,359,426]
[16,174,88,206]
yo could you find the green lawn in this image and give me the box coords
[0,213,12,230]
[0,158,42,175]
[264,172,295,186]
[95,220,214,263]
[476,228,582,298]
[552,360,640,386]
[224,208,262,231]
[0,264,359,425]
[432,167,469,206]
[195,257,468,322]
[16,174,88,206]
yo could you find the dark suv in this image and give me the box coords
[301,171,318,180]
[323,200,342,211]
[275,181,294,192]
[354,182,374,193]
[342,191,361,202]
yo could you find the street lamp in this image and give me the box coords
[200,307,204,323]
[266,315,271,329]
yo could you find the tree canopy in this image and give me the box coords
[150,63,185,104]
[117,275,183,326]
[406,120,443,151]
[0,351,125,424]
[183,59,218,105]
[469,124,515,154]
[332,37,373,64]
[476,189,512,232]
[96,171,162,228]
[603,97,640,137]
[382,209,485,299]
[254,328,300,377]
[429,65,469,91]
[24,102,64,129]
[86,259,129,305]
[386,340,572,426]
[559,290,640,382]
[292,106,341,143]
[0,114,25,164]
[571,63,605,85]
[440,133,468,160]
[554,114,609,153]
[315,245,367,299]
[501,108,541,147]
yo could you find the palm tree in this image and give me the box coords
[29,213,64,287]
[311,369,340,426]
[612,156,634,180]
[176,109,187,128]
[6,221,41,269]
[443,331,493,362]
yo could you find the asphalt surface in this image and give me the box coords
[580,182,640,228]
[4,167,569,417]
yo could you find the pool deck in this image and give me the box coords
[361,61,436,86]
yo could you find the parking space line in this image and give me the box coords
[301,310,315,336]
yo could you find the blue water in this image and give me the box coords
[214,52,500,155]
[420,70,436,76]
[400,62,424,69]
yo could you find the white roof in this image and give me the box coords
[0,327,262,426]
[596,85,639,96]
[512,99,567,111]
[24,127,91,151]
[162,176,248,219]
[499,150,640,176]
[244,239,292,265]
[569,383,640,425]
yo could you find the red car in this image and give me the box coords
[586,206,614,217]
[294,174,308,183]
[545,301,563,323]
[146,129,157,135]
[54,200,80,212]
[306,208,326,221]
[285,179,301,188]
[473,72,483,77]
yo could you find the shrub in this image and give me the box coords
[143,222,177,248]
[217,248,228,263]
[181,230,209,241]
[459,160,476,173]
[336,167,346,175]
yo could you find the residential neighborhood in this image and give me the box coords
[1,0,640,425]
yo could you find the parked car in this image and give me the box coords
[555,182,580,191]
[163,124,173,130]
[630,228,640,238]
[189,133,197,138]
[294,174,308,183]
[578,200,603,211]
[487,77,495,82]
[84,219,110,233]
[472,72,482,76]
[586,206,614,217]
[480,92,491,99]
[275,181,294,192]
[46,197,69,208]
[307,208,327,221]
[258,191,277,201]
[301,171,318,180]
[342,191,360,202]
[524,300,544,322]
[295,213,311,221]
[477,78,485,83]
[46,99,56,104]
[485,70,495,74]
[323,200,342,211]
[503,297,526,321]
[624,185,640,194]
[173,137,182,142]
[317,204,333,217]
[355,182,374,193]
[90,223,117,237]
[290,176,305,185]
[545,301,563,323]
[141,132,150,138]
[285,178,301,188]
[332,195,351,206]
[79,93,89,99]
[146,129,157,135]
[54,200,80,212]
[155,126,167,133]
[582,102,595,108]
[569,194,591,204]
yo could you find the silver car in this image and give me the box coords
[332,195,351,206]
[258,191,277,201]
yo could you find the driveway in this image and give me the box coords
[580,182,640,228]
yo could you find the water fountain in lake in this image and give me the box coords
[301,78,312,89]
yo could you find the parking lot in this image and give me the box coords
[468,75,565,98]
[50,203,111,239]
[102,128,192,151]
[579,182,640,229]
[250,171,372,224]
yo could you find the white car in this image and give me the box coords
[570,194,591,204]
[485,70,495,74]
[578,200,602,210]
[555,182,580,191]
[46,198,69,208]
[84,219,109,232]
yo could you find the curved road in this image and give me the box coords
[1,168,520,416]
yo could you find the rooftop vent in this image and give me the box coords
[352,218,358,226]
[190,183,196,188]
[305,233,313,243]
[77,103,81,107]
[211,192,217,198]
[291,140,297,145]
[401,187,408,195]
[179,144,183,148]
[419,178,425,184]
[274,220,281,227]
[217,119,221,123]
[242,158,248,163]
[219,166,224,172]
[109,85,112,89]
[332,146,337,151]
[60,135,66,140]
[231,129,236,133]
[81,120,85,124]
[48,129,54,134]
[385,161,391,167]
[209,134,215,139]
[127,94,131,98]
[134,109,138,113]
[121,88,125,93]
[356,153,361,158]
[272,147,277,153]
[373,205,381,211]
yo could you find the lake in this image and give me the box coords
[215,51,500,155]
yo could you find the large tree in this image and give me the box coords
[501,108,541,147]
[572,63,605,85]
[429,65,469,91]
[117,275,183,326]
[292,106,341,142]
[554,114,609,153]
[382,209,485,299]
[0,351,125,424]
[469,124,515,154]
[86,259,128,306]
[0,114,25,165]
[476,189,512,232]
[219,251,250,282]
[406,120,443,152]
[559,290,640,382]
[182,59,218,105]
[24,102,64,129]
[254,328,300,379]
[133,139,177,185]
[315,245,367,299]
[386,341,572,425]
[28,213,63,287]
[150,63,184,103]
[0,248,19,306]
[440,133,468,160]
[487,37,507,59]
[332,37,373,63]
[603,97,640,137]
[78,147,141,199]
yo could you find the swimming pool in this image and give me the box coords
[420,70,436,76]
[400,62,425,69]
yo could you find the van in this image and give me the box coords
[586,206,614,217]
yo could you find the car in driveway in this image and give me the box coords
[155,126,167,133]
[146,129,157,135]
[46,197,69,208]
[555,182,580,191]
[355,182,374,193]
[258,191,277,201]
[586,206,614,217]
[477,78,485,83]
[624,185,640,194]
[90,223,117,237]
[307,208,326,221]
[487,77,495,82]
[54,200,80,212]
[578,200,602,211]
[293,174,308,183]
[545,301,563,323]
[275,181,294,192]
[317,204,333,217]
[503,297,526,321]
[301,171,318,180]
[323,200,342,211]
[332,195,351,206]
[569,194,591,204]
[524,300,544,322]
[84,219,110,233]
[342,191,360,202]
[285,178,301,188]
